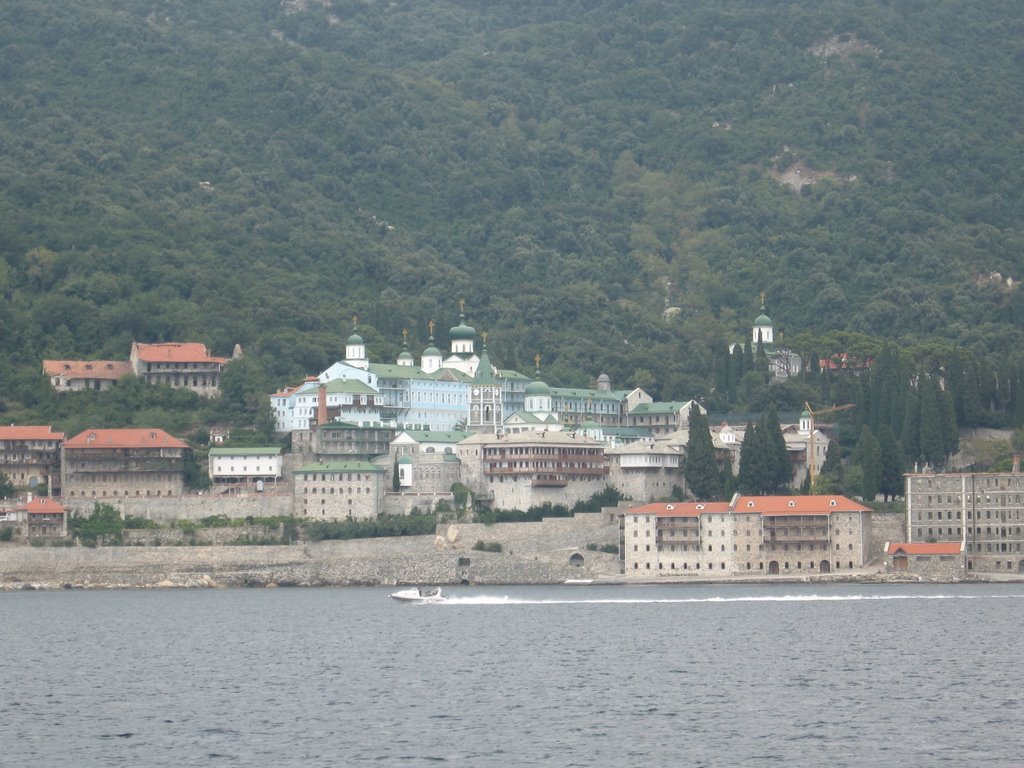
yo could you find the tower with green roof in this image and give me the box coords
[468,337,503,434]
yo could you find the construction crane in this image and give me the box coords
[804,401,856,487]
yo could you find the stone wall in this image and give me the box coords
[123,524,285,546]
[62,493,294,524]
[868,510,906,561]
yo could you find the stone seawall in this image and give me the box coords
[0,511,624,589]
[63,493,294,524]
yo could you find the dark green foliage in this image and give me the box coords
[684,404,721,500]
[585,542,618,554]
[0,473,14,499]
[303,513,436,542]
[0,526,14,541]
[477,502,571,524]
[853,426,883,501]
[472,540,503,553]
[877,425,905,501]
[68,503,124,546]
[0,0,1021,435]
[761,406,792,491]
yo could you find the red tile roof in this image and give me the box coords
[886,542,963,556]
[629,502,731,517]
[0,425,64,441]
[43,360,133,380]
[23,497,65,514]
[132,343,227,364]
[627,495,870,517]
[737,495,871,516]
[63,428,189,449]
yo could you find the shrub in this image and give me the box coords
[471,540,503,553]
[0,526,14,542]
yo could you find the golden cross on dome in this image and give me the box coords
[402,328,409,343]
[459,298,465,313]
[428,319,435,336]
[352,314,358,328]
[534,354,542,370]
[482,331,488,344]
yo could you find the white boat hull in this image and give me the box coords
[389,587,446,604]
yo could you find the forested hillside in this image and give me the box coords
[2,0,1023,438]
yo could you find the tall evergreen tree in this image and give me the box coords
[853,426,882,502]
[761,405,791,492]
[739,422,768,494]
[820,441,844,491]
[918,376,946,468]
[877,425,905,501]
[684,404,721,500]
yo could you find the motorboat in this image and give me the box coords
[389,587,446,603]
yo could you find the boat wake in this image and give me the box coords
[439,593,1024,606]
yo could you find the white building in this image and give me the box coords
[208,447,283,489]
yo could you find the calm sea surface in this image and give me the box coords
[2,582,1023,767]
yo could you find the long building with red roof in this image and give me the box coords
[42,360,134,392]
[130,342,232,397]
[61,428,190,504]
[624,494,872,577]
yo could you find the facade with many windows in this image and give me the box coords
[0,425,65,494]
[61,429,189,504]
[130,342,231,397]
[623,495,871,576]
[293,461,387,520]
[208,447,283,489]
[905,470,1024,573]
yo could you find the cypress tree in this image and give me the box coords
[821,441,844,490]
[877,425,905,501]
[918,377,946,468]
[739,422,767,494]
[762,405,791,491]
[853,426,882,502]
[684,404,721,500]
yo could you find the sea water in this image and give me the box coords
[2,582,1022,767]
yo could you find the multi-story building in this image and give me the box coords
[42,360,133,392]
[130,342,232,397]
[905,469,1024,574]
[606,441,684,502]
[208,447,283,490]
[623,494,871,576]
[457,430,609,510]
[61,428,190,503]
[22,496,67,538]
[313,422,396,460]
[293,461,387,520]
[0,425,64,494]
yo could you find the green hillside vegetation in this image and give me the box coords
[2,0,1023,458]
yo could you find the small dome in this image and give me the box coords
[754,305,772,326]
[398,455,412,464]
[801,409,811,419]
[597,373,610,384]
[525,379,551,396]
[398,350,414,363]
[347,332,364,345]
[422,342,441,357]
[449,313,476,341]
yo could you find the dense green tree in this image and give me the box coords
[761,406,791,492]
[0,473,15,499]
[684,404,721,500]
[853,426,882,502]
[739,422,767,495]
[877,425,905,501]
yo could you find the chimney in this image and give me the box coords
[317,383,327,426]
[1013,455,1021,474]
